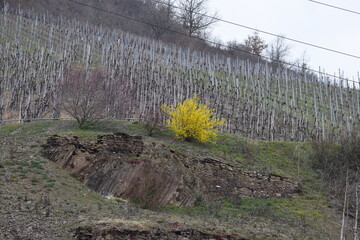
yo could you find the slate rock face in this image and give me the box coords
[42,133,199,207]
[194,157,300,199]
[42,133,300,208]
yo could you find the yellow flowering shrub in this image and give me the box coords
[161,95,225,143]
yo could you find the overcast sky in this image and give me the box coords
[207,0,360,81]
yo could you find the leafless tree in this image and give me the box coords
[244,31,268,57]
[292,50,311,74]
[143,0,176,39]
[60,67,109,128]
[266,35,291,67]
[177,0,218,37]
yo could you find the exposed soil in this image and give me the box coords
[42,133,300,208]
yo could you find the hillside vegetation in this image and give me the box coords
[0,120,341,239]
[0,1,357,239]
[0,3,359,142]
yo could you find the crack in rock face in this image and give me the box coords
[42,133,300,208]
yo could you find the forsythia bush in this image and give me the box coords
[161,95,225,143]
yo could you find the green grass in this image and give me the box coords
[44,183,55,188]
[3,160,26,166]
[157,130,313,182]
[30,161,44,170]
[1,120,120,140]
[165,198,295,219]
[163,195,332,238]
[0,124,23,137]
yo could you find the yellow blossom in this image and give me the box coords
[161,95,225,143]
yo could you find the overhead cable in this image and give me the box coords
[67,0,359,83]
[154,0,360,60]
[309,0,360,15]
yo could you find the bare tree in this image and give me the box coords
[266,36,291,67]
[143,0,176,39]
[60,67,109,128]
[177,0,218,37]
[293,50,311,74]
[244,31,268,57]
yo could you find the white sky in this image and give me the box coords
[207,0,360,80]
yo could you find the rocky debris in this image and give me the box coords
[195,158,300,199]
[96,133,144,157]
[42,133,300,208]
[74,225,246,240]
[0,195,72,240]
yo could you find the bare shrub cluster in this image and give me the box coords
[59,67,109,128]
[311,129,360,239]
[311,131,360,193]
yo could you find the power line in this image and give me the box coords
[154,0,360,60]
[66,0,358,83]
[309,0,360,15]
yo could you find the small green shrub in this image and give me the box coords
[143,121,161,136]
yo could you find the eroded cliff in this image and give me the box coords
[42,133,300,208]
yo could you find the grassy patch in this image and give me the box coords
[3,160,27,167]
[17,161,30,167]
[0,124,23,137]
[44,183,55,188]
[163,195,332,237]
[30,161,44,170]
[57,128,109,139]
[15,121,55,136]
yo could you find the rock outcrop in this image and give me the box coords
[42,133,300,207]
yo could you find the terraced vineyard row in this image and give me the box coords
[0,4,359,141]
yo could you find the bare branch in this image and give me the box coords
[177,0,218,37]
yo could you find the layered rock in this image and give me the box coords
[42,133,300,207]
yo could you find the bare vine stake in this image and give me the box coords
[354,181,359,240]
[341,170,349,240]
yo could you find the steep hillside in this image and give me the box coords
[1,3,358,142]
[0,120,341,239]
[3,0,152,35]
[0,2,354,239]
